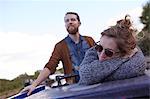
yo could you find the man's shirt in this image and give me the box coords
[65,35,90,82]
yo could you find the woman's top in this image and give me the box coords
[78,47,147,85]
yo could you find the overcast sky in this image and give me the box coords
[0,0,148,80]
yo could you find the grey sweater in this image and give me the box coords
[78,47,147,85]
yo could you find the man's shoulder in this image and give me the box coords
[55,38,66,46]
[82,35,95,47]
[83,35,93,40]
[83,35,95,42]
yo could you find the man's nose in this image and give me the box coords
[68,20,73,24]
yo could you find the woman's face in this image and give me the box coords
[97,35,119,61]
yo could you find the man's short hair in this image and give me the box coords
[65,12,81,24]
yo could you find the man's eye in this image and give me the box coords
[71,19,76,21]
[65,19,69,22]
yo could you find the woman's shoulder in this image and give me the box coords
[132,49,145,60]
[126,49,146,67]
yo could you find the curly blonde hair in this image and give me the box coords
[101,15,136,57]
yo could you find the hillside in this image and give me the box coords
[0,73,34,98]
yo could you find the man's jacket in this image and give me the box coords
[44,36,95,83]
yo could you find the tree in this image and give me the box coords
[138,1,150,56]
[34,70,40,79]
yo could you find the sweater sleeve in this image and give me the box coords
[78,50,147,85]
[108,50,147,80]
[78,49,125,85]
[79,47,99,66]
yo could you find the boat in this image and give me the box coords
[9,70,150,99]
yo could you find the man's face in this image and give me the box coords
[64,14,81,34]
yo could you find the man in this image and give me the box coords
[22,12,95,95]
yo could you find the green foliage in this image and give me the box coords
[0,73,34,96]
[0,70,54,98]
[138,1,150,56]
[140,1,150,32]
[57,68,64,74]
[138,37,150,56]
[34,70,40,79]
[0,74,26,93]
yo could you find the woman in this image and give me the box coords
[78,16,147,85]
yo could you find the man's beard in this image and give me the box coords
[67,26,78,35]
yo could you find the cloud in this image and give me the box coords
[106,7,144,31]
[0,32,64,80]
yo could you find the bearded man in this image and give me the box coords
[21,12,95,96]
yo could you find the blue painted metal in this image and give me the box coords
[8,74,150,99]
[9,85,45,99]
[28,75,150,99]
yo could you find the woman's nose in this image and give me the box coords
[99,50,107,60]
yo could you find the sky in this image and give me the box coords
[0,0,148,80]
